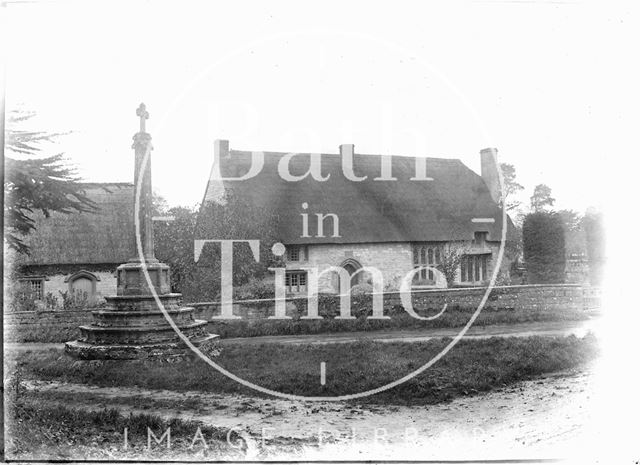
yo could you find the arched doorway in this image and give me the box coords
[339,258,363,293]
[64,270,100,301]
[71,276,93,295]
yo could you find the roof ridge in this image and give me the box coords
[228,149,462,164]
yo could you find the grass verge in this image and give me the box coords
[13,334,598,404]
[3,397,252,461]
[208,308,592,339]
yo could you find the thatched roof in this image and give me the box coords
[196,148,513,244]
[15,183,135,266]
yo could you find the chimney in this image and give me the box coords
[214,139,230,160]
[214,139,232,177]
[480,147,501,204]
[339,143,354,158]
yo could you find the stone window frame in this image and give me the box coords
[286,245,308,262]
[473,231,489,247]
[18,276,49,300]
[64,270,101,297]
[285,270,307,294]
[460,254,490,284]
[412,243,443,283]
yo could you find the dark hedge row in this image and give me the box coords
[523,211,566,284]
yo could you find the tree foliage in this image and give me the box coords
[522,211,566,284]
[437,244,469,287]
[155,190,284,301]
[499,163,524,212]
[557,209,586,257]
[198,190,284,293]
[4,111,97,255]
[153,205,199,294]
[530,184,555,212]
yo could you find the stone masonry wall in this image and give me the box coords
[4,309,94,342]
[286,241,511,292]
[34,270,117,305]
[287,242,414,292]
[4,284,597,341]
[191,284,593,320]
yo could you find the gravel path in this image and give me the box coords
[21,369,598,461]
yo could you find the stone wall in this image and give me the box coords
[565,258,590,284]
[190,284,595,321]
[3,284,599,342]
[287,241,511,292]
[43,270,118,302]
[13,269,118,308]
[4,308,94,342]
[287,242,414,292]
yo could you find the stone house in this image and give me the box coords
[10,183,135,306]
[196,140,515,295]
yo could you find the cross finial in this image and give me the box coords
[136,103,149,133]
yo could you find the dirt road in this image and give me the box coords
[23,368,599,461]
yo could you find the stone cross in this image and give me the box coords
[136,103,149,133]
[132,103,156,262]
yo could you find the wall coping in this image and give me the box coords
[5,308,100,316]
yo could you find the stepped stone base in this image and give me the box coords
[65,292,218,360]
[65,334,218,360]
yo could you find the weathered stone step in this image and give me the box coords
[79,320,210,345]
[65,332,219,360]
[103,294,184,312]
[90,307,196,328]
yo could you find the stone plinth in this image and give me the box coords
[65,289,217,360]
[117,261,171,296]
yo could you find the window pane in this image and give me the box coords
[413,247,419,265]
[461,258,467,282]
[26,280,43,300]
[420,247,426,264]
[435,248,441,264]
[474,256,480,282]
[481,256,488,281]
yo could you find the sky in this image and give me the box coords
[3,0,639,212]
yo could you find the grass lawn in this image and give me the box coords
[4,397,249,461]
[13,334,598,404]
